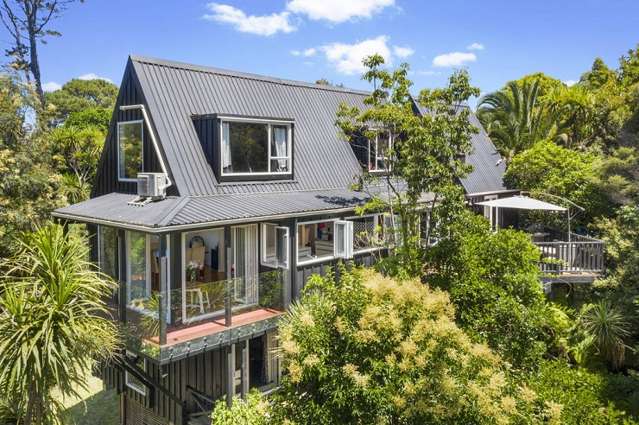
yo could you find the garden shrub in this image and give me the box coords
[529,360,639,424]
[273,265,552,424]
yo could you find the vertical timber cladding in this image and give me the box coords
[92,60,169,198]
[119,346,229,425]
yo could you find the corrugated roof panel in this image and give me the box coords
[131,56,368,197]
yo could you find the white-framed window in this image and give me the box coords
[117,120,144,181]
[296,219,353,266]
[261,223,289,269]
[347,214,384,254]
[369,131,392,172]
[220,117,292,176]
[125,352,147,396]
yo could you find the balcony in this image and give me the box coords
[120,269,288,364]
[533,232,604,281]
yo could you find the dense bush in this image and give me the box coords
[426,211,558,370]
[273,265,552,424]
[504,139,609,222]
[528,360,639,424]
[210,390,271,425]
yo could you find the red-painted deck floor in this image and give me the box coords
[163,308,283,346]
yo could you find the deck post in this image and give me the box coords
[226,343,235,407]
[284,218,295,308]
[241,339,249,399]
[159,234,168,346]
[117,229,127,323]
[224,225,232,327]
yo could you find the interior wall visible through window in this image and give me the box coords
[297,220,335,264]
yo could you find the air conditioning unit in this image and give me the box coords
[137,172,167,200]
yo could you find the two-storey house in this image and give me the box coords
[52,56,509,425]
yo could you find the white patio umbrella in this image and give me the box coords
[476,195,574,266]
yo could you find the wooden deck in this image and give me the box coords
[162,308,284,347]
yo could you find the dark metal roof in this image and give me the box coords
[53,186,435,231]
[461,112,506,194]
[53,189,375,231]
[130,55,368,197]
[53,57,505,229]
[413,103,506,194]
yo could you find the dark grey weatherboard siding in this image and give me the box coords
[130,55,367,197]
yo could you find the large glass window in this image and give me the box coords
[221,120,291,176]
[182,228,226,321]
[98,226,118,279]
[118,121,143,180]
[126,232,160,313]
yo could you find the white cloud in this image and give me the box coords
[564,79,577,87]
[321,35,392,75]
[286,0,394,23]
[291,47,317,57]
[467,42,484,51]
[203,3,295,36]
[416,70,441,76]
[78,73,113,82]
[393,45,414,58]
[43,81,62,92]
[432,51,477,67]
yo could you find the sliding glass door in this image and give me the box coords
[232,224,258,306]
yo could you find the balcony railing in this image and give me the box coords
[121,269,288,363]
[534,233,604,274]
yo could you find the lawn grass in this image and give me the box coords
[53,370,119,425]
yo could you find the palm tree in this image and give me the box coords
[477,79,556,163]
[0,223,119,425]
[579,300,631,371]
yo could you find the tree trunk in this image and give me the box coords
[24,0,44,106]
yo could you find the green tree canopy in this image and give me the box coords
[579,58,616,90]
[477,78,556,162]
[504,139,607,221]
[336,54,479,277]
[425,211,556,370]
[45,78,117,124]
[64,106,112,133]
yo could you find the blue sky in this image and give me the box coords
[5,0,639,106]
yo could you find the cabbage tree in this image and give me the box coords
[0,224,119,425]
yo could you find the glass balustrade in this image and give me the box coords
[121,269,288,362]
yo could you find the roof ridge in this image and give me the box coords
[129,54,371,96]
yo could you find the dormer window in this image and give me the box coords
[369,131,392,173]
[220,118,292,177]
[117,120,144,181]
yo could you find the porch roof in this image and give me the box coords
[475,195,567,212]
[52,188,433,232]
